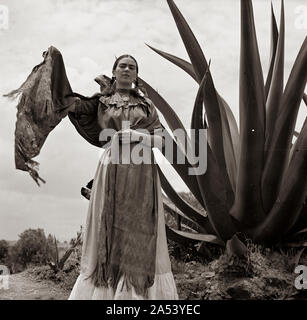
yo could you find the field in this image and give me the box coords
[1,240,306,300]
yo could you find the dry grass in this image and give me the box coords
[172,242,306,300]
[22,240,307,300]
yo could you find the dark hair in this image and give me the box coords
[112,54,139,74]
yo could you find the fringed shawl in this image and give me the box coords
[4,46,109,184]
[4,46,79,184]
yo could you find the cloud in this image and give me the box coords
[0,189,88,241]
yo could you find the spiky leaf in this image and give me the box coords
[146,44,197,81]
[254,115,307,244]
[157,165,215,233]
[192,73,237,241]
[165,225,225,246]
[230,0,266,226]
[265,2,279,100]
[163,198,205,234]
[265,0,285,168]
[160,128,206,208]
[262,37,307,213]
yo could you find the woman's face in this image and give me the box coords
[113,57,137,88]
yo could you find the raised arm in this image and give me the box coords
[66,95,99,118]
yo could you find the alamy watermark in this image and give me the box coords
[0,265,10,290]
[294,265,307,290]
[294,5,307,29]
[99,122,208,175]
[0,5,8,30]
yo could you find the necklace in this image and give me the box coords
[117,89,131,102]
[121,95,130,102]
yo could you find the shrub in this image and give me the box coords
[0,240,9,264]
[9,228,54,272]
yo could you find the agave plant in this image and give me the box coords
[48,227,82,272]
[139,0,307,249]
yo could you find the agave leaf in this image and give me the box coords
[138,77,188,135]
[147,11,239,194]
[226,234,248,258]
[288,94,307,162]
[254,113,307,244]
[160,128,206,208]
[196,145,237,241]
[54,236,59,265]
[165,225,225,246]
[193,68,236,211]
[157,164,216,234]
[217,93,239,192]
[293,227,307,236]
[147,45,240,165]
[146,44,197,81]
[163,198,206,234]
[138,77,206,206]
[283,241,307,248]
[289,118,306,164]
[265,0,285,167]
[147,49,240,189]
[265,2,279,100]
[166,0,208,82]
[138,77,192,156]
[289,133,299,164]
[262,37,307,213]
[147,48,239,193]
[192,73,237,241]
[168,0,235,205]
[286,179,307,236]
[230,0,266,226]
[191,64,209,131]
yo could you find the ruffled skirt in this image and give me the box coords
[68,147,178,300]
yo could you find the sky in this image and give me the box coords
[0,0,306,241]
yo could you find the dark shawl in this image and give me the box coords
[4,46,108,184]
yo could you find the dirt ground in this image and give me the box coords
[0,246,306,300]
[0,271,70,300]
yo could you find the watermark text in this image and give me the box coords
[0,5,8,30]
[99,123,207,175]
[294,265,307,290]
[295,5,307,29]
[0,265,10,290]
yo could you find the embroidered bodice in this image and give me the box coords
[75,91,160,132]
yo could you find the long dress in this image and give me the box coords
[68,91,178,300]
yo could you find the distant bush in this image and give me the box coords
[26,243,82,291]
[0,240,9,264]
[8,228,55,273]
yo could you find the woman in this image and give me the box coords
[67,55,179,300]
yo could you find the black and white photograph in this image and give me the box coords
[0,0,306,305]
